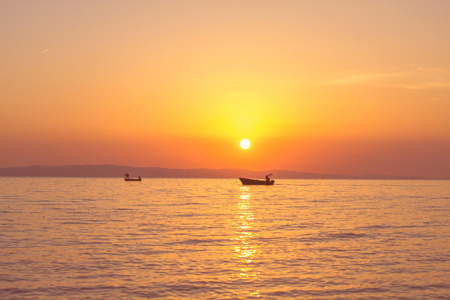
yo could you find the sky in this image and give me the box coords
[1,0,449,178]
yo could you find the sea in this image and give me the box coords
[0,178,449,299]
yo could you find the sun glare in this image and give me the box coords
[240,139,251,149]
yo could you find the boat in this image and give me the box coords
[239,174,274,185]
[124,174,141,181]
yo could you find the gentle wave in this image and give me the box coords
[0,178,449,299]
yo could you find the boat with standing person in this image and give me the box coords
[124,174,141,181]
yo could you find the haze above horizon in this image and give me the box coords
[1,1,449,179]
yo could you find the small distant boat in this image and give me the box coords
[239,174,274,185]
[124,174,141,181]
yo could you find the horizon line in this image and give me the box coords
[0,164,446,180]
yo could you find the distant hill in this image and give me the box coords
[0,164,428,179]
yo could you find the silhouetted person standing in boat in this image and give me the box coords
[266,174,270,182]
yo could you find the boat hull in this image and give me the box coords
[239,177,274,185]
[124,178,141,181]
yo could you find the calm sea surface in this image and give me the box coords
[0,178,449,299]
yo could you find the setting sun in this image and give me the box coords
[0,1,449,179]
[240,139,251,149]
[1,1,450,298]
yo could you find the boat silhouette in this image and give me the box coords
[239,174,274,185]
[124,174,141,181]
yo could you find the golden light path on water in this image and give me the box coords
[1,178,449,299]
[229,186,261,298]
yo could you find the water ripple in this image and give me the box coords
[0,178,449,299]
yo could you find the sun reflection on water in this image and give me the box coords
[229,186,261,298]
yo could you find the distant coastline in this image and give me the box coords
[0,164,441,180]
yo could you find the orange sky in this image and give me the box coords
[1,1,449,178]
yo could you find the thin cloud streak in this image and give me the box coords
[328,67,450,90]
